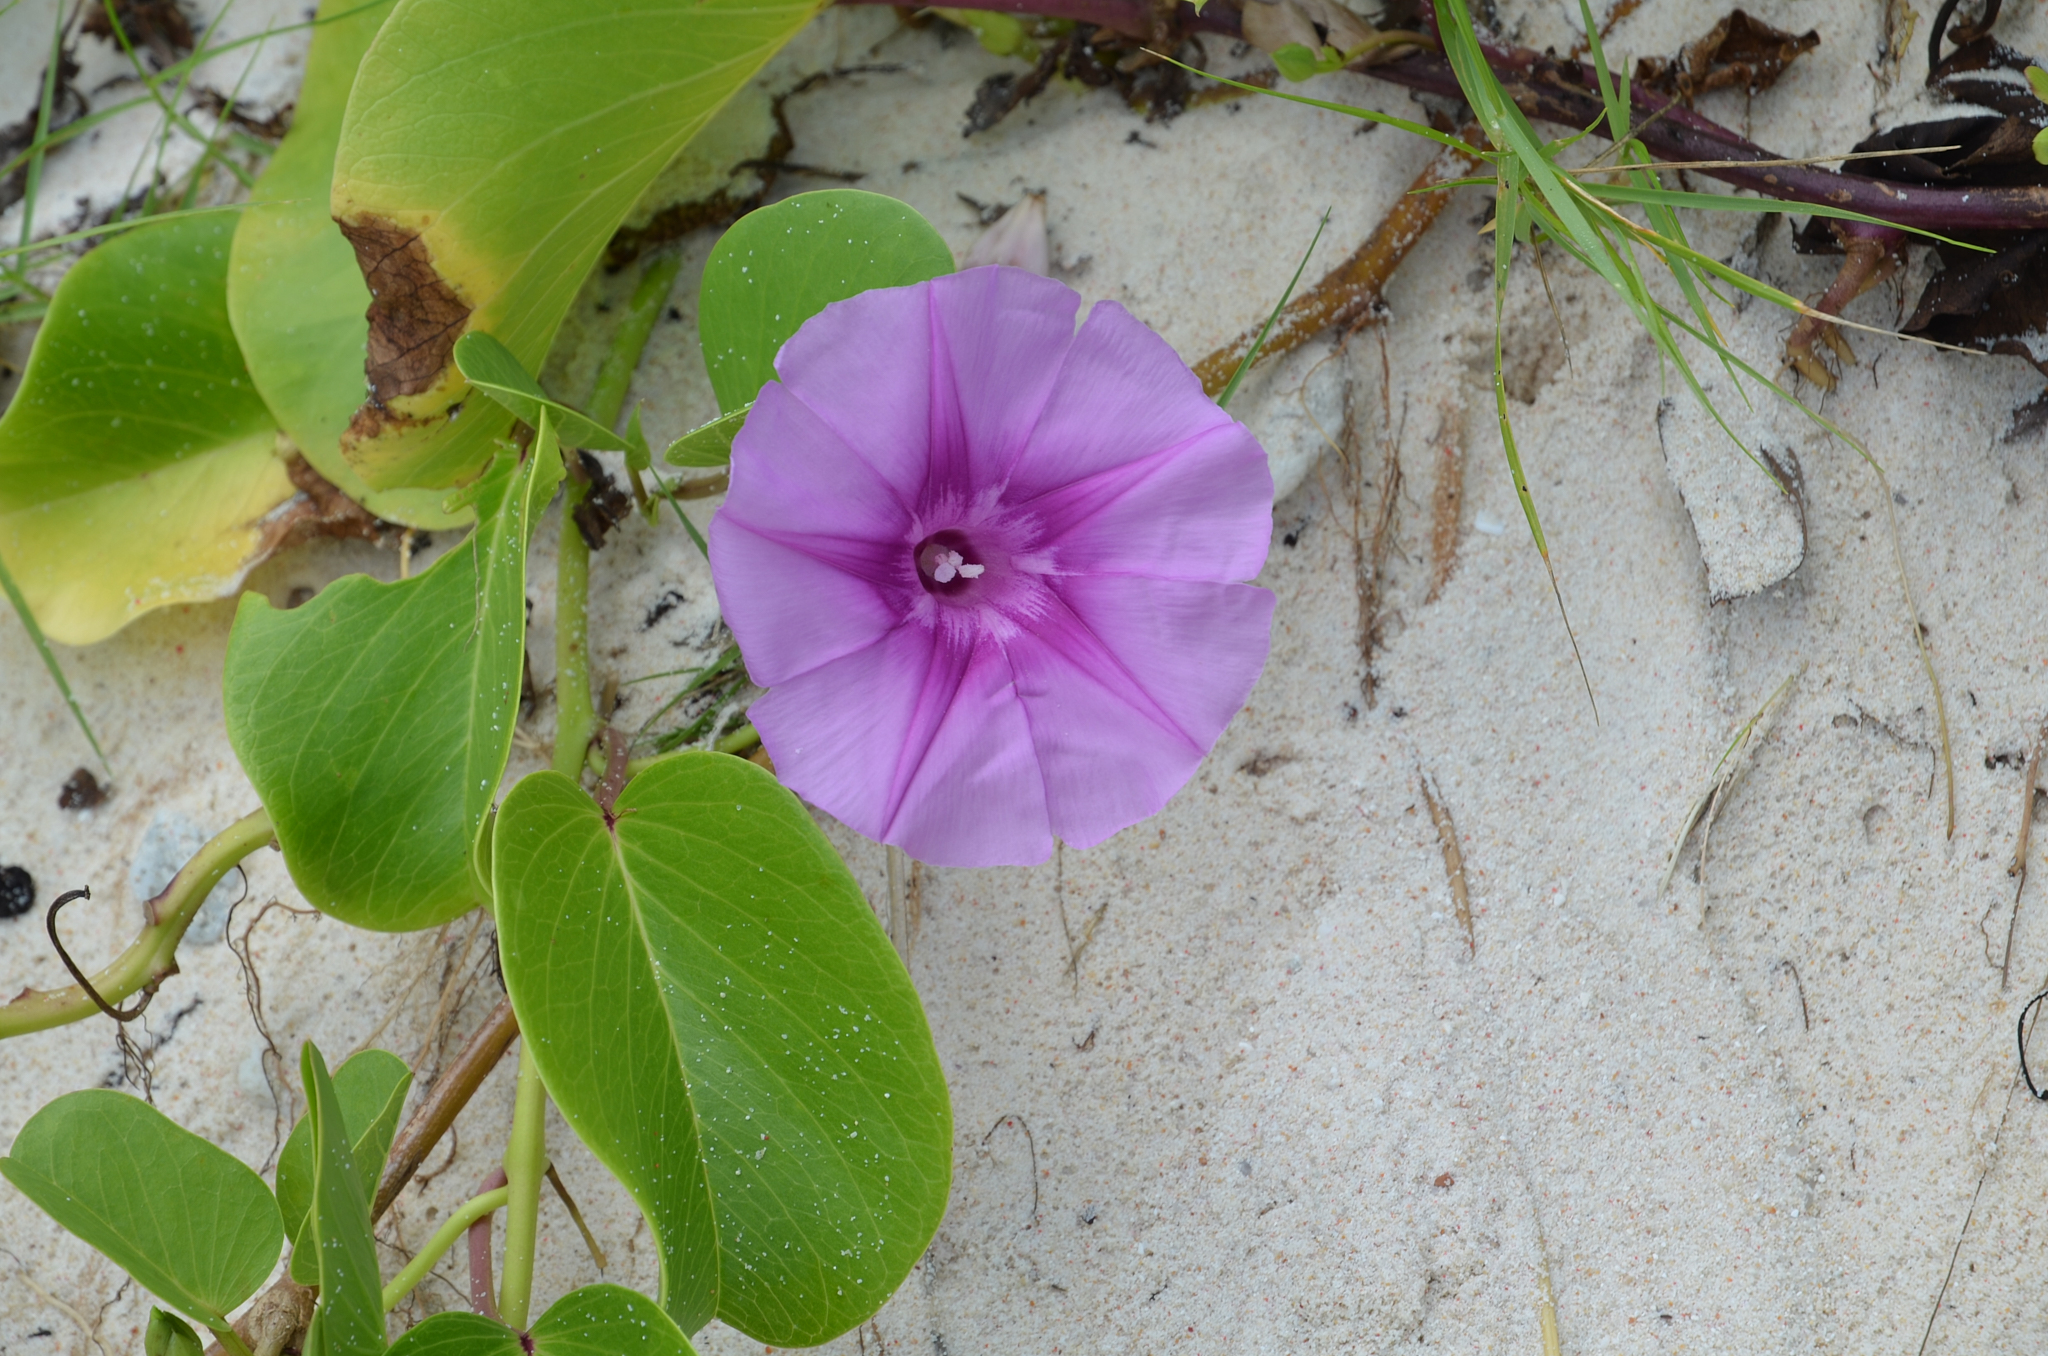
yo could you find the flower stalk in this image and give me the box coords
[496,1041,550,1329]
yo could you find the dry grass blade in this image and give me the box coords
[1555,146,1961,177]
[1418,769,1473,957]
[1425,404,1463,603]
[2001,719,2047,990]
[1193,137,1479,395]
[1662,669,1801,905]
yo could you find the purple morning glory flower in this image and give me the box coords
[708,267,1275,868]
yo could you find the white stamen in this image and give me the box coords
[929,548,986,584]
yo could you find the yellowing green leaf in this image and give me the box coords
[225,0,464,530]
[0,211,292,644]
[330,0,829,491]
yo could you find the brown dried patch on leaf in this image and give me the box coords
[339,216,472,403]
[256,453,388,558]
[1633,10,1818,103]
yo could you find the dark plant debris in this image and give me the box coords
[57,768,107,811]
[965,30,1202,136]
[82,0,194,69]
[0,865,33,920]
[1633,9,1819,103]
[570,451,634,551]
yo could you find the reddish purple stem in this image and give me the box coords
[469,1167,508,1320]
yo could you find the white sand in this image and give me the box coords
[8,1,2048,1351]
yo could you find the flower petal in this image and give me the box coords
[925,268,1079,503]
[708,519,907,686]
[1020,422,1273,582]
[1006,298,1241,503]
[752,624,1053,867]
[1008,577,1273,848]
[723,381,915,542]
[769,284,937,505]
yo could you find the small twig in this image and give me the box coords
[547,1165,609,1271]
[1193,135,1481,395]
[374,998,520,1219]
[1778,959,1809,1032]
[2003,719,2047,990]
[980,1114,1040,1228]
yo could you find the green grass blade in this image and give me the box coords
[1217,209,1329,410]
[0,551,108,769]
[1145,52,1475,152]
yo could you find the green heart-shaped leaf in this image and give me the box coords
[697,190,954,415]
[0,1090,281,1329]
[276,1049,414,1284]
[329,0,830,491]
[224,426,562,931]
[224,0,465,530]
[385,1286,694,1356]
[493,755,951,1344]
[0,210,291,644]
[301,1045,386,1356]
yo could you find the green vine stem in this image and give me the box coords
[553,476,596,779]
[590,253,683,499]
[380,1186,510,1312]
[496,1041,550,1328]
[208,1326,255,1356]
[0,807,274,1039]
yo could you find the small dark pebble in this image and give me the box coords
[1076,1205,1097,1226]
[57,767,106,811]
[0,865,34,919]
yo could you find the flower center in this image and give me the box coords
[914,530,987,595]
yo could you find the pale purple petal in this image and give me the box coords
[1019,422,1272,582]
[721,381,914,541]
[707,520,905,687]
[924,268,1078,502]
[1009,577,1273,848]
[720,266,1275,868]
[1004,299,1239,502]
[750,625,1052,867]
[770,285,937,505]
